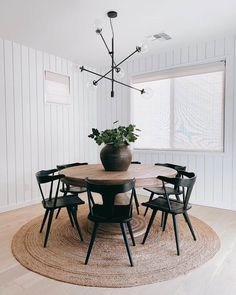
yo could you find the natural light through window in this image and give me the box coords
[131,62,225,152]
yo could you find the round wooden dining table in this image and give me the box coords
[60,163,177,237]
[61,163,176,188]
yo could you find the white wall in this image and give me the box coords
[97,36,236,211]
[0,38,97,213]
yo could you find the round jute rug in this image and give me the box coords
[11,206,220,288]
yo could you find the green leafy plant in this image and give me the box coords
[88,121,140,148]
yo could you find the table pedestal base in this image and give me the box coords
[87,213,146,239]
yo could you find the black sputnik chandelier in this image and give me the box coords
[80,11,151,98]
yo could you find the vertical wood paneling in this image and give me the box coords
[180,47,189,64]
[29,48,39,200]
[49,55,58,168]
[0,39,97,212]
[97,36,236,210]
[215,38,225,57]
[61,58,69,163]
[83,71,89,161]
[4,40,16,206]
[21,45,32,203]
[0,38,8,207]
[43,52,52,169]
[56,57,64,165]
[232,38,236,207]
[222,37,234,208]
[13,42,24,204]
[36,50,45,169]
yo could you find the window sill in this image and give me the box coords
[133,148,225,157]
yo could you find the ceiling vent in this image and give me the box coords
[147,33,172,41]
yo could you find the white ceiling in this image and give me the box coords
[0,0,236,67]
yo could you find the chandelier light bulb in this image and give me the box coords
[94,19,103,34]
[115,67,125,79]
[137,43,149,54]
[141,88,153,99]
[87,81,98,91]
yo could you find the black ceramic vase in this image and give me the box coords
[100,144,132,171]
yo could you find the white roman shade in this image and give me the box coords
[131,61,225,152]
[45,71,71,104]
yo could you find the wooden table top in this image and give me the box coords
[61,164,176,187]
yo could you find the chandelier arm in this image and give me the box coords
[99,33,111,54]
[80,66,143,93]
[99,33,117,67]
[111,37,114,97]
[94,48,139,84]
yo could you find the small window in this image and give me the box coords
[131,61,225,152]
[45,71,71,104]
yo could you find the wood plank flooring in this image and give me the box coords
[1,195,236,295]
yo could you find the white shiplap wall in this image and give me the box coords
[97,36,236,211]
[0,38,97,212]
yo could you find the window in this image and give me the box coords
[131,62,225,152]
[45,71,71,104]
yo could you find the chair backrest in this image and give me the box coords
[57,162,88,170]
[158,171,196,210]
[85,178,136,219]
[131,161,141,164]
[155,163,186,178]
[57,162,88,190]
[35,169,64,208]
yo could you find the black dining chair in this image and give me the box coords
[131,161,142,215]
[36,169,84,247]
[84,178,136,266]
[55,162,88,219]
[142,171,197,255]
[143,163,186,219]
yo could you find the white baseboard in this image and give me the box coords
[0,199,41,213]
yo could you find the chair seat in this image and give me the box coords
[60,185,87,194]
[43,195,85,209]
[142,196,191,214]
[88,204,132,223]
[144,186,183,195]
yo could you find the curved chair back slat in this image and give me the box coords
[57,162,88,171]
[131,161,141,164]
[85,178,136,220]
[158,171,196,210]
[35,169,64,208]
[155,163,186,176]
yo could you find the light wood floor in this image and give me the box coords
[1,195,236,295]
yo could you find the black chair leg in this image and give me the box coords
[160,212,165,227]
[120,223,134,267]
[133,189,139,215]
[172,214,180,255]
[55,208,61,219]
[70,206,83,241]
[44,209,54,247]
[144,193,154,216]
[66,207,74,227]
[175,194,180,201]
[162,212,168,232]
[183,212,196,241]
[40,209,49,233]
[142,209,158,244]
[127,221,135,246]
[85,222,99,265]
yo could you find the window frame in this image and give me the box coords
[130,60,226,154]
